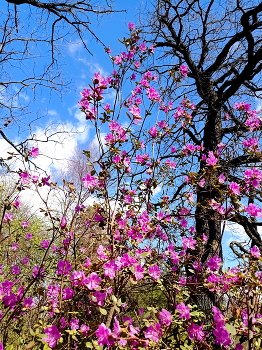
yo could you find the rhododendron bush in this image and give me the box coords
[2,23,262,350]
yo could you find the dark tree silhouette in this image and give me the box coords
[148,0,262,264]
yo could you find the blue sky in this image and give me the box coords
[0,0,149,170]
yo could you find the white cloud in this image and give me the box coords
[78,59,108,77]
[90,132,107,151]
[30,121,90,174]
[0,137,12,155]
[224,221,248,244]
[67,40,84,55]
[47,110,58,116]
[153,184,162,197]
[74,107,86,123]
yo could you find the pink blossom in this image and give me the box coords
[148,264,161,280]
[187,323,205,341]
[85,272,102,290]
[60,317,67,329]
[104,103,111,111]
[139,42,147,52]
[56,260,72,275]
[182,236,197,250]
[19,171,30,184]
[75,204,85,212]
[103,260,118,279]
[244,168,262,189]
[134,61,140,69]
[206,151,218,166]
[213,326,231,346]
[176,302,191,319]
[245,203,262,217]
[206,255,222,271]
[128,22,135,30]
[149,44,155,52]
[43,325,61,348]
[229,182,241,195]
[159,309,172,326]
[12,265,20,275]
[12,199,21,208]
[113,155,121,163]
[114,55,122,65]
[32,266,44,279]
[136,154,150,164]
[94,291,106,306]
[250,245,261,258]
[70,270,85,285]
[97,245,108,260]
[233,102,251,111]
[82,173,98,188]
[235,344,244,350]
[213,306,225,323]
[29,147,39,158]
[42,176,51,186]
[180,65,189,77]
[21,221,29,228]
[193,260,202,271]
[3,213,13,223]
[132,86,142,96]
[144,323,162,342]
[246,116,261,131]
[134,264,144,280]
[202,234,208,241]
[243,137,259,150]
[22,297,34,308]
[165,159,176,169]
[40,240,50,249]
[62,287,74,300]
[218,173,226,183]
[80,324,90,335]
[22,257,29,264]
[109,120,120,131]
[93,214,104,222]
[104,133,115,144]
[147,87,160,101]
[70,318,79,330]
[157,120,169,128]
[83,258,91,268]
[129,105,141,118]
[170,251,180,264]
[118,339,127,346]
[140,78,150,87]
[112,317,121,338]
[183,143,195,154]
[181,98,195,110]
[11,243,18,250]
[95,323,113,346]
[199,178,205,187]
[3,293,17,307]
[149,126,158,137]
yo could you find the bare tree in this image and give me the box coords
[147,0,262,263]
